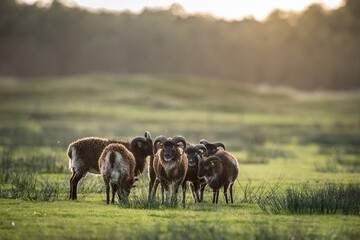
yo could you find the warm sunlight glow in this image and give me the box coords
[19,0,343,20]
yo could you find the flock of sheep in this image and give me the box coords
[67,131,239,205]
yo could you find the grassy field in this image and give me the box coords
[0,74,359,239]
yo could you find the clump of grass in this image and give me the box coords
[258,183,360,215]
[0,173,62,201]
[238,175,283,204]
[117,188,162,209]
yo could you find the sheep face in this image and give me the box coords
[205,144,220,156]
[185,148,200,167]
[154,136,187,162]
[197,157,220,179]
[185,144,207,167]
[159,141,180,162]
[130,131,154,157]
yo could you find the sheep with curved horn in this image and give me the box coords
[197,150,239,204]
[150,135,188,205]
[182,144,207,203]
[67,131,153,200]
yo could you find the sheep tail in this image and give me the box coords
[109,151,116,168]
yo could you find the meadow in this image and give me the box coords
[0,74,359,239]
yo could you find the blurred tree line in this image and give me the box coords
[0,0,359,90]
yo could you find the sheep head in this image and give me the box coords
[199,139,225,157]
[154,135,187,162]
[130,131,153,157]
[197,156,221,179]
[185,144,207,167]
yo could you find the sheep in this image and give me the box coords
[67,131,153,200]
[182,144,207,203]
[98,143,136,204]
[199,139,226,157]
[197,150,239,204]
[150,135,188,205]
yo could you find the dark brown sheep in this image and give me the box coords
[197,150,239,204]
[67,131,153,200]
[182,144,207,203]
[99,143,136,204]
[150,136,188,205]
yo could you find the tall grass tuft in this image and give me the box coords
[0,173,62,201]
[258,183,360,215]
[238,175,283,204]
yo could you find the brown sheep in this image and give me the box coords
[182,144,207,203]
[150,136,188,205]
[67,131,153,200]
[197,150,239,204]
[99,143,136,204]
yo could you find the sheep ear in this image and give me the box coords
[177,143,185,149]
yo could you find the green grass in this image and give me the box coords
[0,73,359,239]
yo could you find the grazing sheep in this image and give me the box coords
[99,143,136,204]
[182,144,207,203]
[67,131,153,200]
[150,136,188,205]
[197,150,239,204]
[199,139,226,157]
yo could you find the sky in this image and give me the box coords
[20,0,344,21]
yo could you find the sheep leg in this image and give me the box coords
[229,183,234,203]
[188,182,196,202]
[162,183,170,205]
[215,190,220,204]
[223,184,229,204]
[191,182,201,203]
[200,183,207,202]
[182,181,187,205]
[161,185,165,205]
[71,172,84,200]
[148,178,155,202]
[212,191,217,204]
[69,170,75,200]
[172,183,180,206]
[147,156,156,201]
[110,183,117,204]
[150,178,160,201]
[105,181,110,204]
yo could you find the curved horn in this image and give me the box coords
[214,142,225,150]
[204,156,221,164]
[172,136,187,148]
[130,137,146,150]
[199,139,209,145]
[153,135,168,150]
[144,131,151,140]
[171,136,186,155]
[194,144,207,155]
